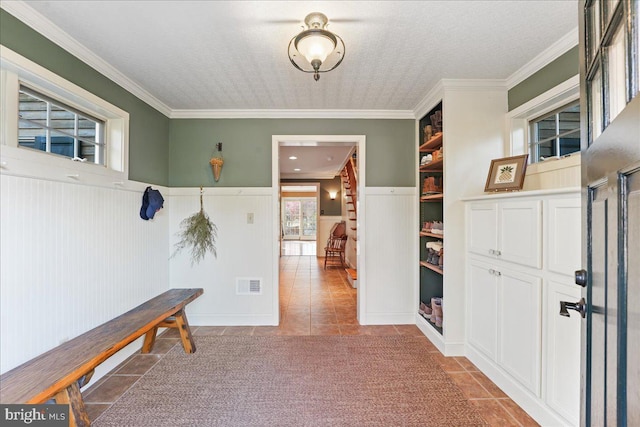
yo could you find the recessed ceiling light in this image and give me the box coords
[294,168,301,172]
[289,156,298,160]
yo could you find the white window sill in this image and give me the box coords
[526,152,581,175]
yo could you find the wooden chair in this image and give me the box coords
[324,221,348,269]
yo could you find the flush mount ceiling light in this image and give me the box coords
[288,12,345,81]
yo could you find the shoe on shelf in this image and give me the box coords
[431,297,443,325]
[423,303,432,319]
[420,154,432,165]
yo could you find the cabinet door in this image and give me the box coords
[467,258,498,360]
[467,203,497,257]
[545,279,581,425]
[498,268,542,395]
[498,200,542,268]
[546,197,581,276]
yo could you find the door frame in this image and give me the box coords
[271,135,366,325]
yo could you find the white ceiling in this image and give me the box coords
[279,144,354,179]
[5,1,578,179]
[13,0,578,114]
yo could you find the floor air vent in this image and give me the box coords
[236,278,262,295]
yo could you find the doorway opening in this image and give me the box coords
[271,135,366,326]
[281,183,319,256]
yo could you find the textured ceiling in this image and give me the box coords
[279,145,354,179]
[18,0,579,112]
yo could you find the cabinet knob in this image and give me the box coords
[488,249,495,255]
[495,250,501,256]
[559,298,586,318]
[574,269,587,287]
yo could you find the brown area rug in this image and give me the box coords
[94,336,487,426]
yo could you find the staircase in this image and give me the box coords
[341,155,358,287]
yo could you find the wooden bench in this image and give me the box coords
[0,288,203,426]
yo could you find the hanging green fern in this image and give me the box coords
[172,187,218,265]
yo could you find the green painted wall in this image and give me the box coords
[169,119,415,187]
[508,46,579,111]
[0,9,170,185]
[281,177,343,216]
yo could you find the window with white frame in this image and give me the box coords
[529,101,580,163]
[1,46,129,181]
[18,85,105,164]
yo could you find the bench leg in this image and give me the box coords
[141,326,158,353]
[141,311,196,354]
[174,309,197,353]
[55,382,90,427]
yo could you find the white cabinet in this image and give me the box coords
[468,259,498,360]
[468,258,542,395]
[544,279,581,426]
[468,200,542,268]
[545,197,581,276]
[468,203,498,256]
[498,267,542,395]
[465,190,581,426]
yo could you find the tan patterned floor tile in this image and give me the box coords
[499,399,540,426]
[471,371,509,398]
[429,352,466,373]
[469,399,521,426]
[448,372,493,399]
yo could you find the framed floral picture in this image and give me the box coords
[484,154,529,192]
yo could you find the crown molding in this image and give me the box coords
[506,27,579,90]
[413,79,508,119]
[1,1,172,117]
[169,109,415,119]
[412,80,444,120]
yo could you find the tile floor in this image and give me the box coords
[83,255,539,426]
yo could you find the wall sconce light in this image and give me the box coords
[210,142,224,182]
[329,190,338,200]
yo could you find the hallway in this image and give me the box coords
[279,254,362,335]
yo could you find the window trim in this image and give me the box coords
[1,46,129,184]
[506,75,581,173]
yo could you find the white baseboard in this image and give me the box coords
[466,345,573,426]
[415,315,465,356]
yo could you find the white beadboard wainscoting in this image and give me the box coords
[0,174,170,380]
[167,187,276,326]
[363,187,416,324]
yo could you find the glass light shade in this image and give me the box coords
[296,32,336,65]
